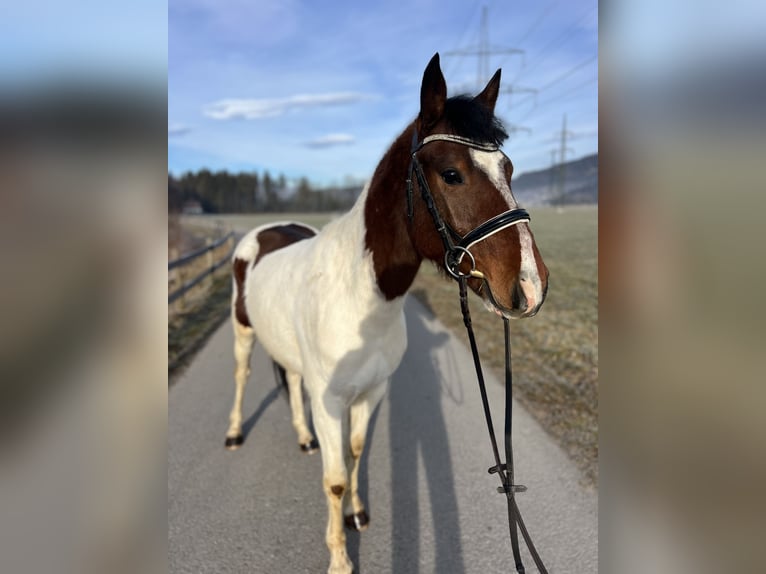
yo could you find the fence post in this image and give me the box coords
[169,247,179,287]
[169,246,179,317]
[177,261,187,313]
[206,237,215,291]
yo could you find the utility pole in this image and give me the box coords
[478,4,489,88]
[447,6,524,88]
[444,5,536,137]
[554,114,576,203]
[548,149,558,197]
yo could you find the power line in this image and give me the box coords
[537,75,597,107]
[496,1,559,72]
[512,5,597,84]
[444,4,534,138]
[511,54,596,111]
[553,114,576,203]
[442,0,484,78]
[537,54,597,92]
[444,6,525,88]
[517,75,597,123]
[516,1,560,47]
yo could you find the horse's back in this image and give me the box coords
[232,221,318,328]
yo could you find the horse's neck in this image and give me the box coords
[363,124,422,300]
[311,124,419,306]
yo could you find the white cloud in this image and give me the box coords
[202,92,373,120]
[304,133,356,148]
[168,123,191,137]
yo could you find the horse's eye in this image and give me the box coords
[440,169,463,185]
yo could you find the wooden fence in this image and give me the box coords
[168,232,236,311]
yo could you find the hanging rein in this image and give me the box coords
[406,132,549,574]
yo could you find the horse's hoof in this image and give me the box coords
[344,510,369,532]
[224,435,244,450]
[300,438,319,454]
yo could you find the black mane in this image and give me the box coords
[442,94,508,146]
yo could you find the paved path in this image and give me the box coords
[169,298,597,573]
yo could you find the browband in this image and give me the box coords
[414,133,500,153]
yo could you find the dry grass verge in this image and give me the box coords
[411,206,598,485]
[168,220,234,382]
[169,274,231,381]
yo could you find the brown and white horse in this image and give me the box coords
[225,53,548,574]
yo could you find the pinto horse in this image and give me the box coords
[225,53,548,574]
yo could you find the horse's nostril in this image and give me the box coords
[511,281,527,312]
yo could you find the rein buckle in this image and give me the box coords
[497,484,528,494]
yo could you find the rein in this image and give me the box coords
[408,132,549,573]
[458,279,548,574]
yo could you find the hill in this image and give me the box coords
[512,153,598,206]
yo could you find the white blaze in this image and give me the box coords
[468,149,517,208]
[469,149,543,313]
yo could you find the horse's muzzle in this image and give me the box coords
[510,274,547,318]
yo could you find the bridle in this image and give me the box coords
[407,131,549,574]
[406,132,531,284]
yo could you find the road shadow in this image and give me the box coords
[388,297,466,574]
[242,360,318,443]
[241,386,281,440]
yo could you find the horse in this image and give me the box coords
[224,53,549,574]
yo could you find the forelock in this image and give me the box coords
[442,95,508,146]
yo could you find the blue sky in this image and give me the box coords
[170,0,598,185]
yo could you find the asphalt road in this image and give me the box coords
[169,297,597,573]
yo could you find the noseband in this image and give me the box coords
[406,132,531,280]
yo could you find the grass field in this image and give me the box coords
[174,206,598,483]
[181,213,336,235]
[410,206,598,484]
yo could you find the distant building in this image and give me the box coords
[182,199,204,214]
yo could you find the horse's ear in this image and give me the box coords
[419,53,447,129]
[474,68,502,114]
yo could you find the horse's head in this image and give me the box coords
[409,54,548,318]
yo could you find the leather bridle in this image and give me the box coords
[406,132,531,282]
[407,131,549,574]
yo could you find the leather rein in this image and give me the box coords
[407,132,549,573]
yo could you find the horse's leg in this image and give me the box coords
[344,382,387,531]
[285,370,319,453]
[225,320,254,449]
[311,393,353,574]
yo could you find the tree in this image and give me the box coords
[262,170,280,212]
[294,177,313,211]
